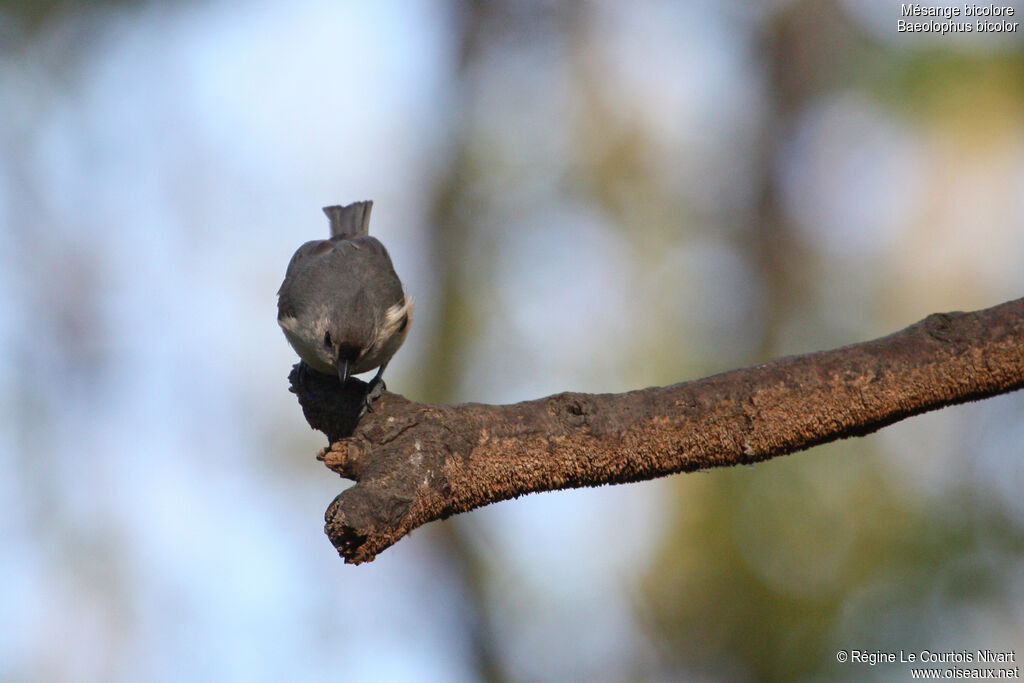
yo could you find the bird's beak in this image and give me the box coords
[338,358,350,384]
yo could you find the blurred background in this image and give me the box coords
[2,0,1023,680]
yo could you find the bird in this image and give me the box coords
[277,201,412,401]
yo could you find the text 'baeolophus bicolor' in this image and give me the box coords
[277,201,412,402]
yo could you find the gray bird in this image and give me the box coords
[277,201,412,396]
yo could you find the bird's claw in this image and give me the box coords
[358,377,387,418]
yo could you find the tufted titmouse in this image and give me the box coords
[277,201,412,399]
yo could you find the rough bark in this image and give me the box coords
[288,298,1024,564]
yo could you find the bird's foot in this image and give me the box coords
[358,377,387,417]
[290,360,314,391]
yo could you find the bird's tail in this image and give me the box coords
[323,201,373,237]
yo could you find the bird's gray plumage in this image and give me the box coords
[277,201,411,385]
[323,201,373,237]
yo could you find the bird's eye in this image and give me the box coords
[398,315,409,333]
[324,331,332,347]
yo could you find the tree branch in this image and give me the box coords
[289,297,1024,564]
